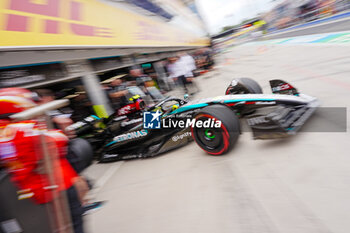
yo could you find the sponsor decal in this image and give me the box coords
[103,154,119,159]
[66,115,98,131]
[4,0,113,37]
[272,84,292,92]
[0,0,208,48]
[231,80,238,86]
[247,116,269,126]
[66,121,86,131]
[103,153,138,160]
[113,116,127,122]
[121,118,143,127]
[122,154,139,159]
[84,116,97,122]
[172,132,192,142]
[113,129,148,142]
[118,105,134,115]
[255,101,276,105]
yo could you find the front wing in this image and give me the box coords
[246,100,319,139]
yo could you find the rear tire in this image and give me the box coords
[192,105,240,155]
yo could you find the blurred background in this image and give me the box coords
[1,0,350,233]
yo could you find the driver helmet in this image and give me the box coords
[129,94,141,102]
[171,104,179,111]
[0,88,38,119]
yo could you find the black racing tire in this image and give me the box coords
[238,78,263,94]
[192,105,240,155]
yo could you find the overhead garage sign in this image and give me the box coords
[0,0,208,49]
[0,63,66,88]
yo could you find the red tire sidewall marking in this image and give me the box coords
[191,114,230,155]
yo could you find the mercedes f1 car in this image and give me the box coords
[72,78,319,162]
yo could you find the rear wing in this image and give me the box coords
[270,79,299,96]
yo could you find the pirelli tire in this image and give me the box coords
[239,78,263,94]
[191,105,240,155]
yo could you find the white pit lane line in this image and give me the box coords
[86,161,124,199]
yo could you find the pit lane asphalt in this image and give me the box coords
[84,43,350,233]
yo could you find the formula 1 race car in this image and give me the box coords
[97,78,319,162]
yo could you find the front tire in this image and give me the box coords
[239,78,263,94]
[192,105,240,155]
[226,77,263,95]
